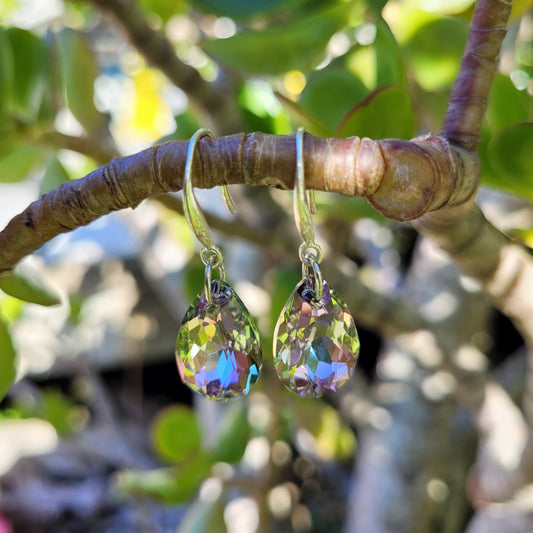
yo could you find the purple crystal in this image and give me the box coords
[176,280,262,400]
[274,278,359,398]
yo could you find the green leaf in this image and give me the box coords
[6,28,48,123]
[40,156,70,195]
[41,388,79,436]
[487,122,533,202]
[269,267,301,332]
[511,0,533,19]
[341,20,403,90]
[213,403,250,463]
[0,28,13,120]
[373,20,405,88]
[55,29,105,134]
[0,143,45,183]
[117,453,213,503]
[335,85,415,139]
[238,80,290,135]
[0,316,17,402]
[174,112,201,140]
[416,0,475,15]
[152,405,203,463]
[366,0,390,15]
[317,195,386,223]
[184,255,206,302]
[174,451,214,501]
[274,92,331,137]
[0,263,61,306]
[188,0,305,20]
[202,3,351,75]
[486,74,531,133]
[298,68,368,134]
[294,399,356,461]
[403,14,468,91]
[178,498,227,533]
[117,468,182,503]
[139,0,185,23]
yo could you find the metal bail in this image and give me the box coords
[300,246,324,302]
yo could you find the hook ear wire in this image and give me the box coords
[183,128,236,250]
[294,126,317,246]
[222,184,237,214]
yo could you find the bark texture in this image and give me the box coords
[0,133,477,273]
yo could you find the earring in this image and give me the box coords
[273,127,360,398]
[176,129,262,400]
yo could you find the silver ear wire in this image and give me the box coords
[183,128,236,251]
[183,128,236,304]
[294,127,323,301]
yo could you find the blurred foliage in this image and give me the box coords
[190,0,306,20]
[1,386,84,435]
[177,498,227,533]
[336,85,415,139]
[40,156,70,195]
[0,317,16,402]
[152,405,202,463]
[290,398,357,461]
[487,123,533,202]
[0,0,530,199]
[119,402,251,504]
[202,3,352,75]
[0,263,61,307]
[55,29,105,135]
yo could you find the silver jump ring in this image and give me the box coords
[204,261,226,305]
[200,246,224,268]
[301,257,323,302]
[299,242,323,265]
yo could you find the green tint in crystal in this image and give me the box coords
[176,280,262,400]
[274,278,359,398]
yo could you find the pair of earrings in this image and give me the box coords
[175,128,360,400]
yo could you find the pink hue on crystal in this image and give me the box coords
[274,278,359,397]
[176,280,262,400]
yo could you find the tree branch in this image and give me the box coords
[413,206,533,429]
[0,132,477,273]
[37,132,118,165]
[441,0,512,150]
[85,0,243,135]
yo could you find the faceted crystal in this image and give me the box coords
[274,278,359,398]
[176,280,262,400]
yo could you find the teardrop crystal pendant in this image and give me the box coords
[176,280,262,400]
[274,277,359,398]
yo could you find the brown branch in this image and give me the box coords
[441,0,513,150]
[414,203,533,344]
[0,132,477,273]
[413,205,533,430]
[37,132,119,166]
[85,0,243,135]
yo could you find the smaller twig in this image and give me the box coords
[38,132,118,166]
[441,0,513,149]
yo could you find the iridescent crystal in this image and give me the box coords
[274,278,359,398]
[176,280,262,400]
